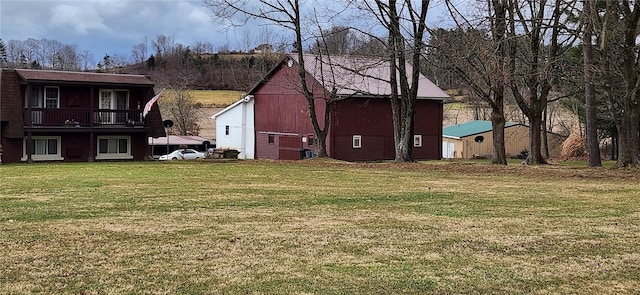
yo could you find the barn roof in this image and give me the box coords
[245,54,449,100]
[443,120,520,139]
[15,69,154,86]
[300,54,449,100]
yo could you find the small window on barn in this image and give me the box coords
[268,134,275,144]
[308,135,314,146]
[414,135,422,147]
[225,125,230,136]
[352,135,362,149]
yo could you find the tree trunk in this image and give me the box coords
[541,106,549,158]
[526,111,547,165]
[615,2,640,168]
[583,0,602,167]
[490,106,507,165]
[616,105,640,167]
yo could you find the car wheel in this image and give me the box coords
[172,157,178,160]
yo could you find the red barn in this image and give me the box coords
[215,54,448,161]
[0,68,165,163]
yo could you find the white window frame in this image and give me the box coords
[352,135,362,149]
[44,86,60,108]
[225,125,230,137]
[25,86,59,108]
[99,89,129,124]
[96,135,133,160]
[414,134,423,148]
[21,136,64,161]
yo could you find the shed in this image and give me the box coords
[211,96,255,159]
[442,120,565,159]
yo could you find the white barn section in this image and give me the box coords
[211,95,255,159]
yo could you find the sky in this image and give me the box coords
[0,0,252,59]
[0,0,458,65]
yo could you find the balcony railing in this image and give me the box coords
[24,108,145,127]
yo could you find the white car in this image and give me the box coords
[159,149,205,161]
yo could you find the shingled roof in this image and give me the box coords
[300,54,449,100]
[246,54,449,100]
[15,69,154,86]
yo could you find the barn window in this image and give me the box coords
[414,135,422,147]
[308,135,314,146]
[225,125,230,136]
[352,135,362,148]
[268,134,275,144]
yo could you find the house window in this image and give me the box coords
[268,134,275,144]
[96,136,132,160]
[352,135,362,148]
[414,135,423,147]
[22,136,63,161]
[99,89,129,124]
[225,125,230,136]
[26,86,59,108]
[44,87,60,108]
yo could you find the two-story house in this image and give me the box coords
[0,68,165,163]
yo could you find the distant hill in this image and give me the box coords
[118,51,283,91]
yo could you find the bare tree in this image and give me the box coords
[0,39,9,67]
[239,29,254,53]
[366,0,430,162]
[152,35,175,60]
[429,0,510,164]
[506,0,579,164]
[582,0,602,167]
[595,1,640,167]
[202,0,335,157]
[159,88,202,136]
[131,37,149,64]
[192,41,214,54]
[156,70,202,136]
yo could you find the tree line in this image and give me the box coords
[3,0,639,167]
[426,0,639,168]
[203,0,640,167]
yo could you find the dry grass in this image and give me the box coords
[191,90,245,107]
[0,160,639,294]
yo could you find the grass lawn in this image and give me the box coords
[1,160,638,294]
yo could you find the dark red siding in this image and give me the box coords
[253,62,327,159]
[330,98,442,161]
[0,68,165,163]
[413,99,443,159]
[249,61,443,161]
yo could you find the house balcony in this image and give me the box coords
[23,108,146,129]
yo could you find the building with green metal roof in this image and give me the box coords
[442,120,566,159]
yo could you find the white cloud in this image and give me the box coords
[49,4,110,35]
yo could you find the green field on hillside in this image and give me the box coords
[1,160,638,294]
[191,90,245,107]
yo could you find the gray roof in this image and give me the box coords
[300,54,449,100]
[15,69,154,86]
